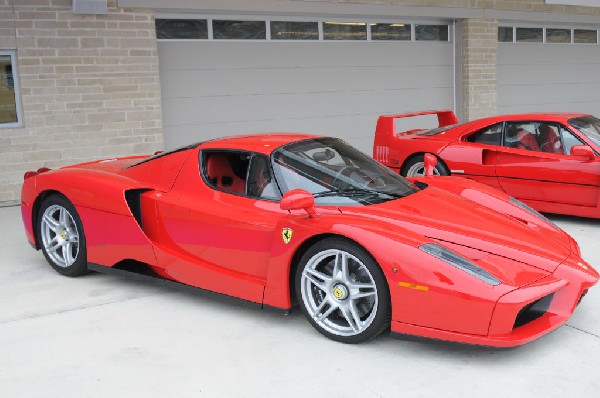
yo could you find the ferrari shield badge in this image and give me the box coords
[281,228,293,244]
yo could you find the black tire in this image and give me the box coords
[401,154,449,177]
[37,194,89,277]
[295,237,391,344]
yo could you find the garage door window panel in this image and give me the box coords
[323,22,367,40]
[270,21,318,40]
[546,28,571,44]
[156,19,208,39]
[516,28,543,43]
[213,20,266,40]
[574,29,598,44]
[498,27,514,42]
[416,25,448,41]
[371,23,411,41]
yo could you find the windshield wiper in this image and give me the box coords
[313,188,405,198]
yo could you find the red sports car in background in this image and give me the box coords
[373,111,600,218]
[21,134,597,346]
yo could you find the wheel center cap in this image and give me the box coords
[332,284,349,300]
[59,230,67,240]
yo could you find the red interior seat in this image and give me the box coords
[206,154,245,194]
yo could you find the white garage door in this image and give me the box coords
[158,18,454,153]
[498,25,600,115]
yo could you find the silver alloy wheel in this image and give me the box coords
[40,204,80,268]
[300,249,378,337]
[405,161,441,177]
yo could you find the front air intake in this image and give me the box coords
[513,293,554,329]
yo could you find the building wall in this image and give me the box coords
[0,0,163,205]
[461,18,498,121]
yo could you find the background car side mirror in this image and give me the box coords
[570,145,595,161]
[280,189,320,218]
[424,153,438,176]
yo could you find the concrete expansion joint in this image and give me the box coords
[565,324,600,339]
[0,292,171,326]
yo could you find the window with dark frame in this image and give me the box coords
[498,27,514,42]
[213,20,266,40]
[270,21,319,40]
[546,28,571,43]
[323,22,367,40]
[155,19,208,39]
[574,29,598,44]
[0,53,19,126]
[466,123,503,146]
[516,27,543,43]
[415,24,448,41]
[371,23,412,41]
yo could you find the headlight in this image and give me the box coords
[510,197,559,229]
[419,243,500,286]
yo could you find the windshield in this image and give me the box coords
[568,116,600,148]
[272,137,418,205]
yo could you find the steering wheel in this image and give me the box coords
[332,165,375,188]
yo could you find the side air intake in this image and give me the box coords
[124,189,151,230]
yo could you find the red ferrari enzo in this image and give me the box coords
[373,111,600,218]
[21,134,597,346]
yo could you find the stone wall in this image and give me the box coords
[0,0,163,204]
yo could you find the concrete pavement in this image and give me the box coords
[1,205,599,397]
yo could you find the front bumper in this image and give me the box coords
[391,255,598,347]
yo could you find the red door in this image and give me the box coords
[494,122,600,207]
[150,149,288,303]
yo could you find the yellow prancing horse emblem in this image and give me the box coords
[333,287,344,299]
[281,228,293,244]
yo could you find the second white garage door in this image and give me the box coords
[158,40,454,153]
[498,25,600,115]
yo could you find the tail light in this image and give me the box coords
[23,167,52,180]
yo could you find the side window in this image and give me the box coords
[466,123,503,146]
[504,122,540,151]
[202,151,250,195]
[537,123,563,154]
[561,127,587,156]
[246,154,279,200]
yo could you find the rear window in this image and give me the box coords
[416,123,465,136]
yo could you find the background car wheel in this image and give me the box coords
[295,238,390,344]
[401,154,449,177]
[37,194,89,277]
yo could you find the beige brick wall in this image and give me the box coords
[462,18,498,121]
[0,0,163,205]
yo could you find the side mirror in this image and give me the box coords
[423,153,438,176]
[570,145,595,161]
[280,189,320,218]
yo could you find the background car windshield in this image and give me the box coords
[569,116,600,147]
[272,137,417,205]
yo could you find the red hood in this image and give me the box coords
[339,187,571,274]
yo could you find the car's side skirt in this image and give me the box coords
[87,263,291,315]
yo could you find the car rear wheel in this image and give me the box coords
[402,154,449,177]
[38,194,89,277]
[295,238,390,343]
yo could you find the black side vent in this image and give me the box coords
[513,293,554,329]
[112,259,162,278]
[124,189,151,230]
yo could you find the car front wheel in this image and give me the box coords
[295,238,390,343]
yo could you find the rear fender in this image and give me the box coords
[31,169,159,267]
